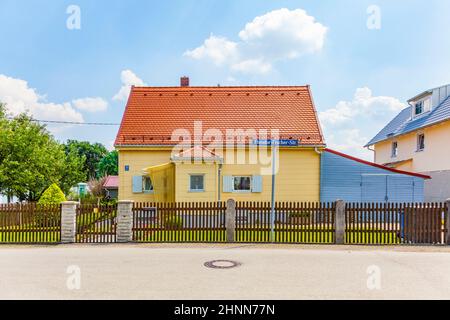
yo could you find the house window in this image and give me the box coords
[417,133,425,151]
[189,175,205,192]
[415,101,424,116]
[233,176,251,192]
[414,97,432,117]
[391,141,398,158]
[143,176,154,193]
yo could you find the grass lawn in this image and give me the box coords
[133,228,401,244]
[0,227,60,243]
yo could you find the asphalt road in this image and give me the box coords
[1,244,450,300]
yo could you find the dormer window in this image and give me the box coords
[413,96,432,117]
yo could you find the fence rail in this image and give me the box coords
[0,203,61,244]
[132,202,227,243]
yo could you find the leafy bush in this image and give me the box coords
[38,183,66,205]
[163,215,183,230]
[34,184,65,227]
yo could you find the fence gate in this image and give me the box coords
[76,204,117,243]
[235,202,335,244]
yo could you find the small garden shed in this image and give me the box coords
[320,149,430,203]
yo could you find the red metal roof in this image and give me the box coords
[115,86,325,147]
[324,149,431,179]
[103,176,119,189]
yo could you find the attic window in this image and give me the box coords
[413,96,432,117]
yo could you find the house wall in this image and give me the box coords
[118,148,173,201]
[374,121,450,173]
[321,151,425,203]
[175,163,218,202]
[118,147,321,203]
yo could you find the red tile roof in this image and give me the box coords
[103,176,119,189]
[115,86,325,147]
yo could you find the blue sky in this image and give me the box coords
[0,0,449,159]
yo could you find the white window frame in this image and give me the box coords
[232,176,252,193]
[417,133,425,152]
[391,141,398,158]
[413,96,432,117]
[143,176,154,193]
[189,174,205,192]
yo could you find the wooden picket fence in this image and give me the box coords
[76,204,117,243]
[0,201,447,245]
[345,202,447,245]
[132,202,227,242]
[235,202,335,243]
[0,203,61,243]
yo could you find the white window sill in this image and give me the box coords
[143,191,154,194]
[232,190,252,193]
[189,190,205,193]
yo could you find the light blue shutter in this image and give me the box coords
[132,176,143,193]
[252,175,263,193]
[223,176,233,193]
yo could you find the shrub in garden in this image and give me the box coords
[163,215,184,230]
[35,183,66,226]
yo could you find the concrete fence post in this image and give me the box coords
[226,199,236,242]
[117,200,134,243]
[61,201,77,244]
[335,200,346,245]
[446,199,450,245]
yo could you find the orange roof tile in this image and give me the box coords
[115,86,325,147]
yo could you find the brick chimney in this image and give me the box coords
[180,76,190,87]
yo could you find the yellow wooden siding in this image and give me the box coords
[118,148,320,202]
[175,163,218,202]
[118,149,172,201]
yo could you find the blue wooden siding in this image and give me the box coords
[320,151,425,203]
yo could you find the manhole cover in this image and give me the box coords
[204,260,242,269]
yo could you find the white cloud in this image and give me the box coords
[113,69,146,101]
[72,97,108,112]
[231,59,272,75]
[184,35,238,66]
[320,87,406,161]
[319,87,405,126]
[184,8,327,75]
[0,74,84,123]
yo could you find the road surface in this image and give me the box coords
[0,244,450,300]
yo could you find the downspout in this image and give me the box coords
[217,163,223,203]
[366,145,375,162]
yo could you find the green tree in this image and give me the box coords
[97,150,118,178]
[38,183,66,204]
[0,110,85,201]
[64,140,108,180]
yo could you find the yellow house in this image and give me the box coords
[366,84,450,201]
[115,78,326,203]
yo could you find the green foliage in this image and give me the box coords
[163,215,184,230]
[38,183,66,205]
[64,140,108,180]
[96,150,118,178]
[34,184,65,227]
[0,111,85,201]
